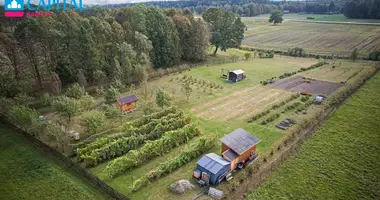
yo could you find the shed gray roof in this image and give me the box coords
[220,128,260,155]
[197,153,230,175]
[223,149,238,161]
[231,70,244,75]
[117,94,138,105]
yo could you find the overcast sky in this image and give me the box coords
[0,0,177,5]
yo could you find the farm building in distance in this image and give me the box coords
[228,70,246,82]
[116,94,138,112]
[220,128,260,170]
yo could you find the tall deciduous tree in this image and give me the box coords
[203,8,245,55]
[53,96,80,122]
[145,7,181,68]
[104,85,120,104]
[269,10,284,25]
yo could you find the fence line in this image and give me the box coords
[0,118,130,200]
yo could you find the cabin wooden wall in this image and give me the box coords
[116,101,136,111]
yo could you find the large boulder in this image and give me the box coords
[168,179,195,194]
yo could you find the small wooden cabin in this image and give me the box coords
[220,128,260,171]
[228,70,245,83]
[116,94,138,112]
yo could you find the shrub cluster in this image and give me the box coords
[368,51,380,61]
[105,124,200,178]
[281,102,301,113]
[297,61,327,73]
[261,113,280,125]
[288,47,306,57]
[131,136,216,192]
[258,52,274,58]
[239,46,354,60]
[295,99,314,114]
[300,96,311,102]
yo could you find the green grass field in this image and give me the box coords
[253,14,380,23]
[0,124,109,200]
[242,18,380,56]
[246,72,380,200]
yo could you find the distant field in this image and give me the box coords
[242,18,380,56]
[0,125,109,200]
[246,72,380,199]
[253,14,380,23]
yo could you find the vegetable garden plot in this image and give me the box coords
[275,76,344,96]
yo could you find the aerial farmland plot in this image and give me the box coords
[3,3,380,200]
[68,54,377,200]
[242,18,380,56]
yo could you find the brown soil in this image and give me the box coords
[275,76,344,96]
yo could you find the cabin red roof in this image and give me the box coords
[117,94,138,105]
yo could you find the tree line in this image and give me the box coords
[343,0,380,19]
[0,6,210,98]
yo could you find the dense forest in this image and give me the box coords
[102,0,344,16]
[343,0,380,19]
[102,0,379,19]
[0,6,211,98]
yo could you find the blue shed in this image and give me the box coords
[194,153,231,185]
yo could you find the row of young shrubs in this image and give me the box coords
[279,61,327,79]
[298,61,328,73]
[131,136,216,192]
[281,102,301,113]
[105,124,201,178]
[261,113,280,125]
[80,116,191,167]
[76,109,182,158]
[172,75,223,90]
[260,62,327,84]
[295,99,314,114]
[74,107,178,149]
[248,94,300,123]
[240,46,373,60]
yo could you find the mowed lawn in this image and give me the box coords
[242,18,380,56]
[0,125,109,200]
[246,72,380,200]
